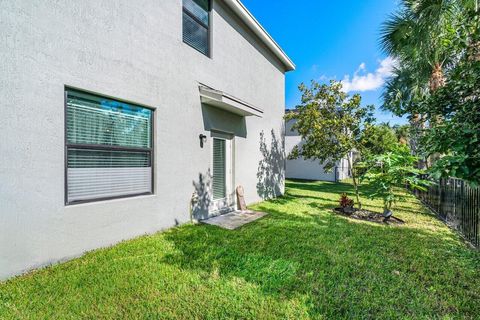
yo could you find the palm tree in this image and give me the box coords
[381,0,478,105]
[381,0,463,103]
[380,0,472,167]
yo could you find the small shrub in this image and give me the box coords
[339,193,354,209]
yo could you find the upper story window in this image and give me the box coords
[183,0,210,56]
[65,89,154,205]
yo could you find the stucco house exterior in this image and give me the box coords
[0,0,294,279]
[285,117,351,182]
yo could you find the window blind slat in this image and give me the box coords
[67,167,152,202]
[67,149,150,168]
[183,12,209,55]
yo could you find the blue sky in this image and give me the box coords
[241,0,408,125]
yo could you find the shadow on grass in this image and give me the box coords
[159,180,480,318]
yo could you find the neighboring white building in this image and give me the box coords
[285,117,351,182]
[0,0,294,279]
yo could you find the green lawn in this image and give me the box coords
[1,180,479,319]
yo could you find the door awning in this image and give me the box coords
[199,85,263,118]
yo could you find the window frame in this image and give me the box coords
[182,0,211,57]
[64,87,155,206]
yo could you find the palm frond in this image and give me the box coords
[380,0,467,110]
[381,64,430,115]
[379,11,417,57]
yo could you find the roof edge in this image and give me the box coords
[222,0,295,72]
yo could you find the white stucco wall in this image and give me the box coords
[284,118,350,182]
[285,135,337,181]
[0,0,288,279]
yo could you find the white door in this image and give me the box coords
[210,134,234,215]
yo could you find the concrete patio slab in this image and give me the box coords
[202,210,268,230]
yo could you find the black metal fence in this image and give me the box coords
[413,177,480,248]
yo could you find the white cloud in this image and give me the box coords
[341,57,397,93]
[318,74,329,81]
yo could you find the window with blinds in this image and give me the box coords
[183,0,210,56]
[212,138,226,200]
[65,89,154,204]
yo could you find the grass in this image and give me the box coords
[1,180,479,319]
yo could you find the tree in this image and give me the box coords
[380,0,466,112]
[379,0,469,168]
[419,59,480,184]
[380,0,479,111]
[285,80,374,209]
[361,145,431,218]
[359,123,398,160]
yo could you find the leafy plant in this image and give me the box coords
[361,145,432,216]
[339,193,355,211]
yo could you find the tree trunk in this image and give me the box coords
[429,63,446,92]
[427,63,446,167]
[409,114,420,153]
[467,40,480,62]
[347,154,362,209]
[410,114,427,169]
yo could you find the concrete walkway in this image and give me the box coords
[202,210,268,230]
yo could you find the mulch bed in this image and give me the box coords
[333,208,405,225]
